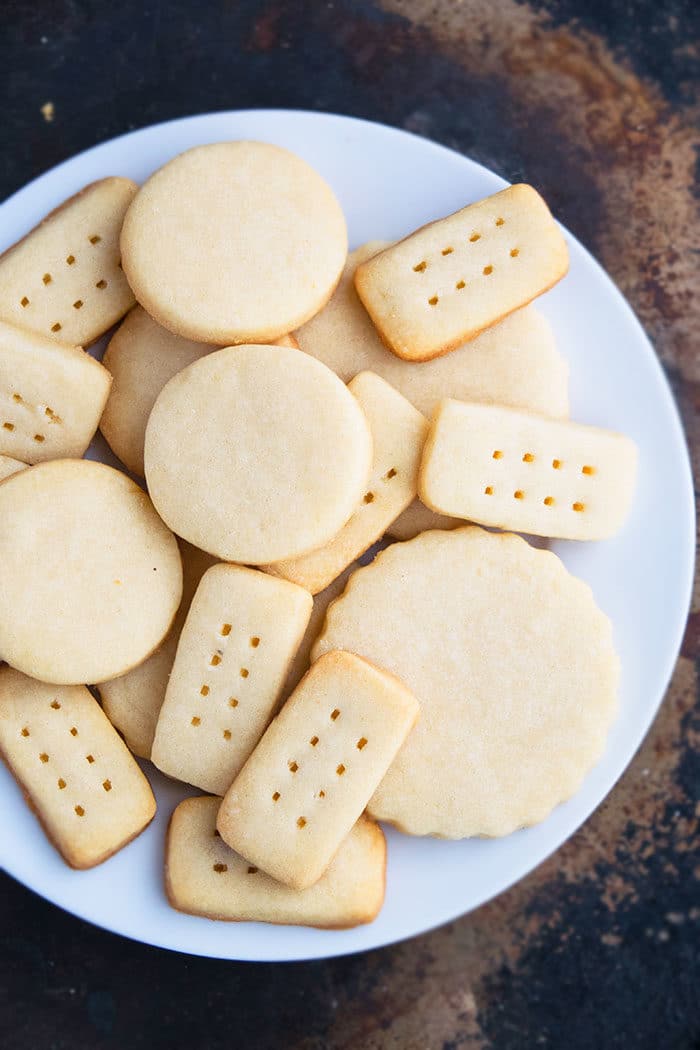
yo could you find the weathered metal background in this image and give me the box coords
[1,2,698,1047]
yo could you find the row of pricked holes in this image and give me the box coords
[20,698,112,816]
[18,238,112,333]
[3,395,61,444]
[412,216,508,273]
[271,708,368,830]
[363,465,397,506]
[424,253,519,306]
[212,830,258,875]
[482,488,585,511]
[492,450,596,475]
[193,626,262,733]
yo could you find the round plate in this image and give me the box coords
[0,110,693,962]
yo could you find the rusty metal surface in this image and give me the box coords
[1,1,698,1047]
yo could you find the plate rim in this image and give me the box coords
[0,108,694,962]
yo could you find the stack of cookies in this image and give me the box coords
[0,141,637,929]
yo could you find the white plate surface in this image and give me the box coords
[0,110,694,962]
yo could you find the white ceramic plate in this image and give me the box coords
[0,110,694,962]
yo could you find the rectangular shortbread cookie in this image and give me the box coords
[0,666,156,868]
[264,372,427,593]
[0,319,111,463]
[217,649,419,889]
[354,185,569,361]
[0,177,137,346]
[151,563,313,795]
[419,400,638,541]
[166,796,386,928]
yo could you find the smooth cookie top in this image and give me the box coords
[144,344,372,564]
[120,141,347,344]
[0,459,182,684]
[313,526,619,839]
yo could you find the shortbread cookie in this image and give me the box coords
[296,243,569,419]
[145,344,372,564]
[100,309,300,477]
[0,454,27,483]
[264,372,426,593]
[166,797,385,928]
[152,564,312,795]
[387,500,461,542]
[0,460,182,684]
[283,563,358,697]
[217,650,419,889]
[0,319,111,464]
[420,401,638,541]
[121,142,347,344]
[354,185,569,361]
[313,527,619,838]
[0,667,156,868]
[100,307,212,476]
[0,177,137,345]
[99,540,217,759]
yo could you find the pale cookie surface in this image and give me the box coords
[313,527,619,838]
[420,401,638,541]
[0,177,137,345]
[354,186,569,361]
[387,499,461,542]
[145,344,373,564]
[296,243,569,419]
[100,306,212,476]
[0,460,182,684]
[152,564,312,795]
[0,454,27,483]
[120,142,347,343]
[0,319,111,464]
[99,540,217,759]
[0,667,156,868]
[282,562,358,697]
[100,308,299,477]
[217,650,419,889]
[264,372,426,593]
[167,797,385,928]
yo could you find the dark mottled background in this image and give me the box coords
[1,2,698,1047]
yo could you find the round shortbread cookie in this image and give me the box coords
[120,142,348,344]
[101,307,212,477]
[313,527,619,839]
[0,459,182,685]
[144,344,373,564]
[294,242,569,420]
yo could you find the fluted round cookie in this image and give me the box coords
[145,344,372,564]
[120,142,348,343]
[0,459,182,684]
[313,527,619,839]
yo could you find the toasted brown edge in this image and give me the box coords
[0,719,156,870]
[166,798,386,929]
[0,177,139,345]
[353,185,569,363]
